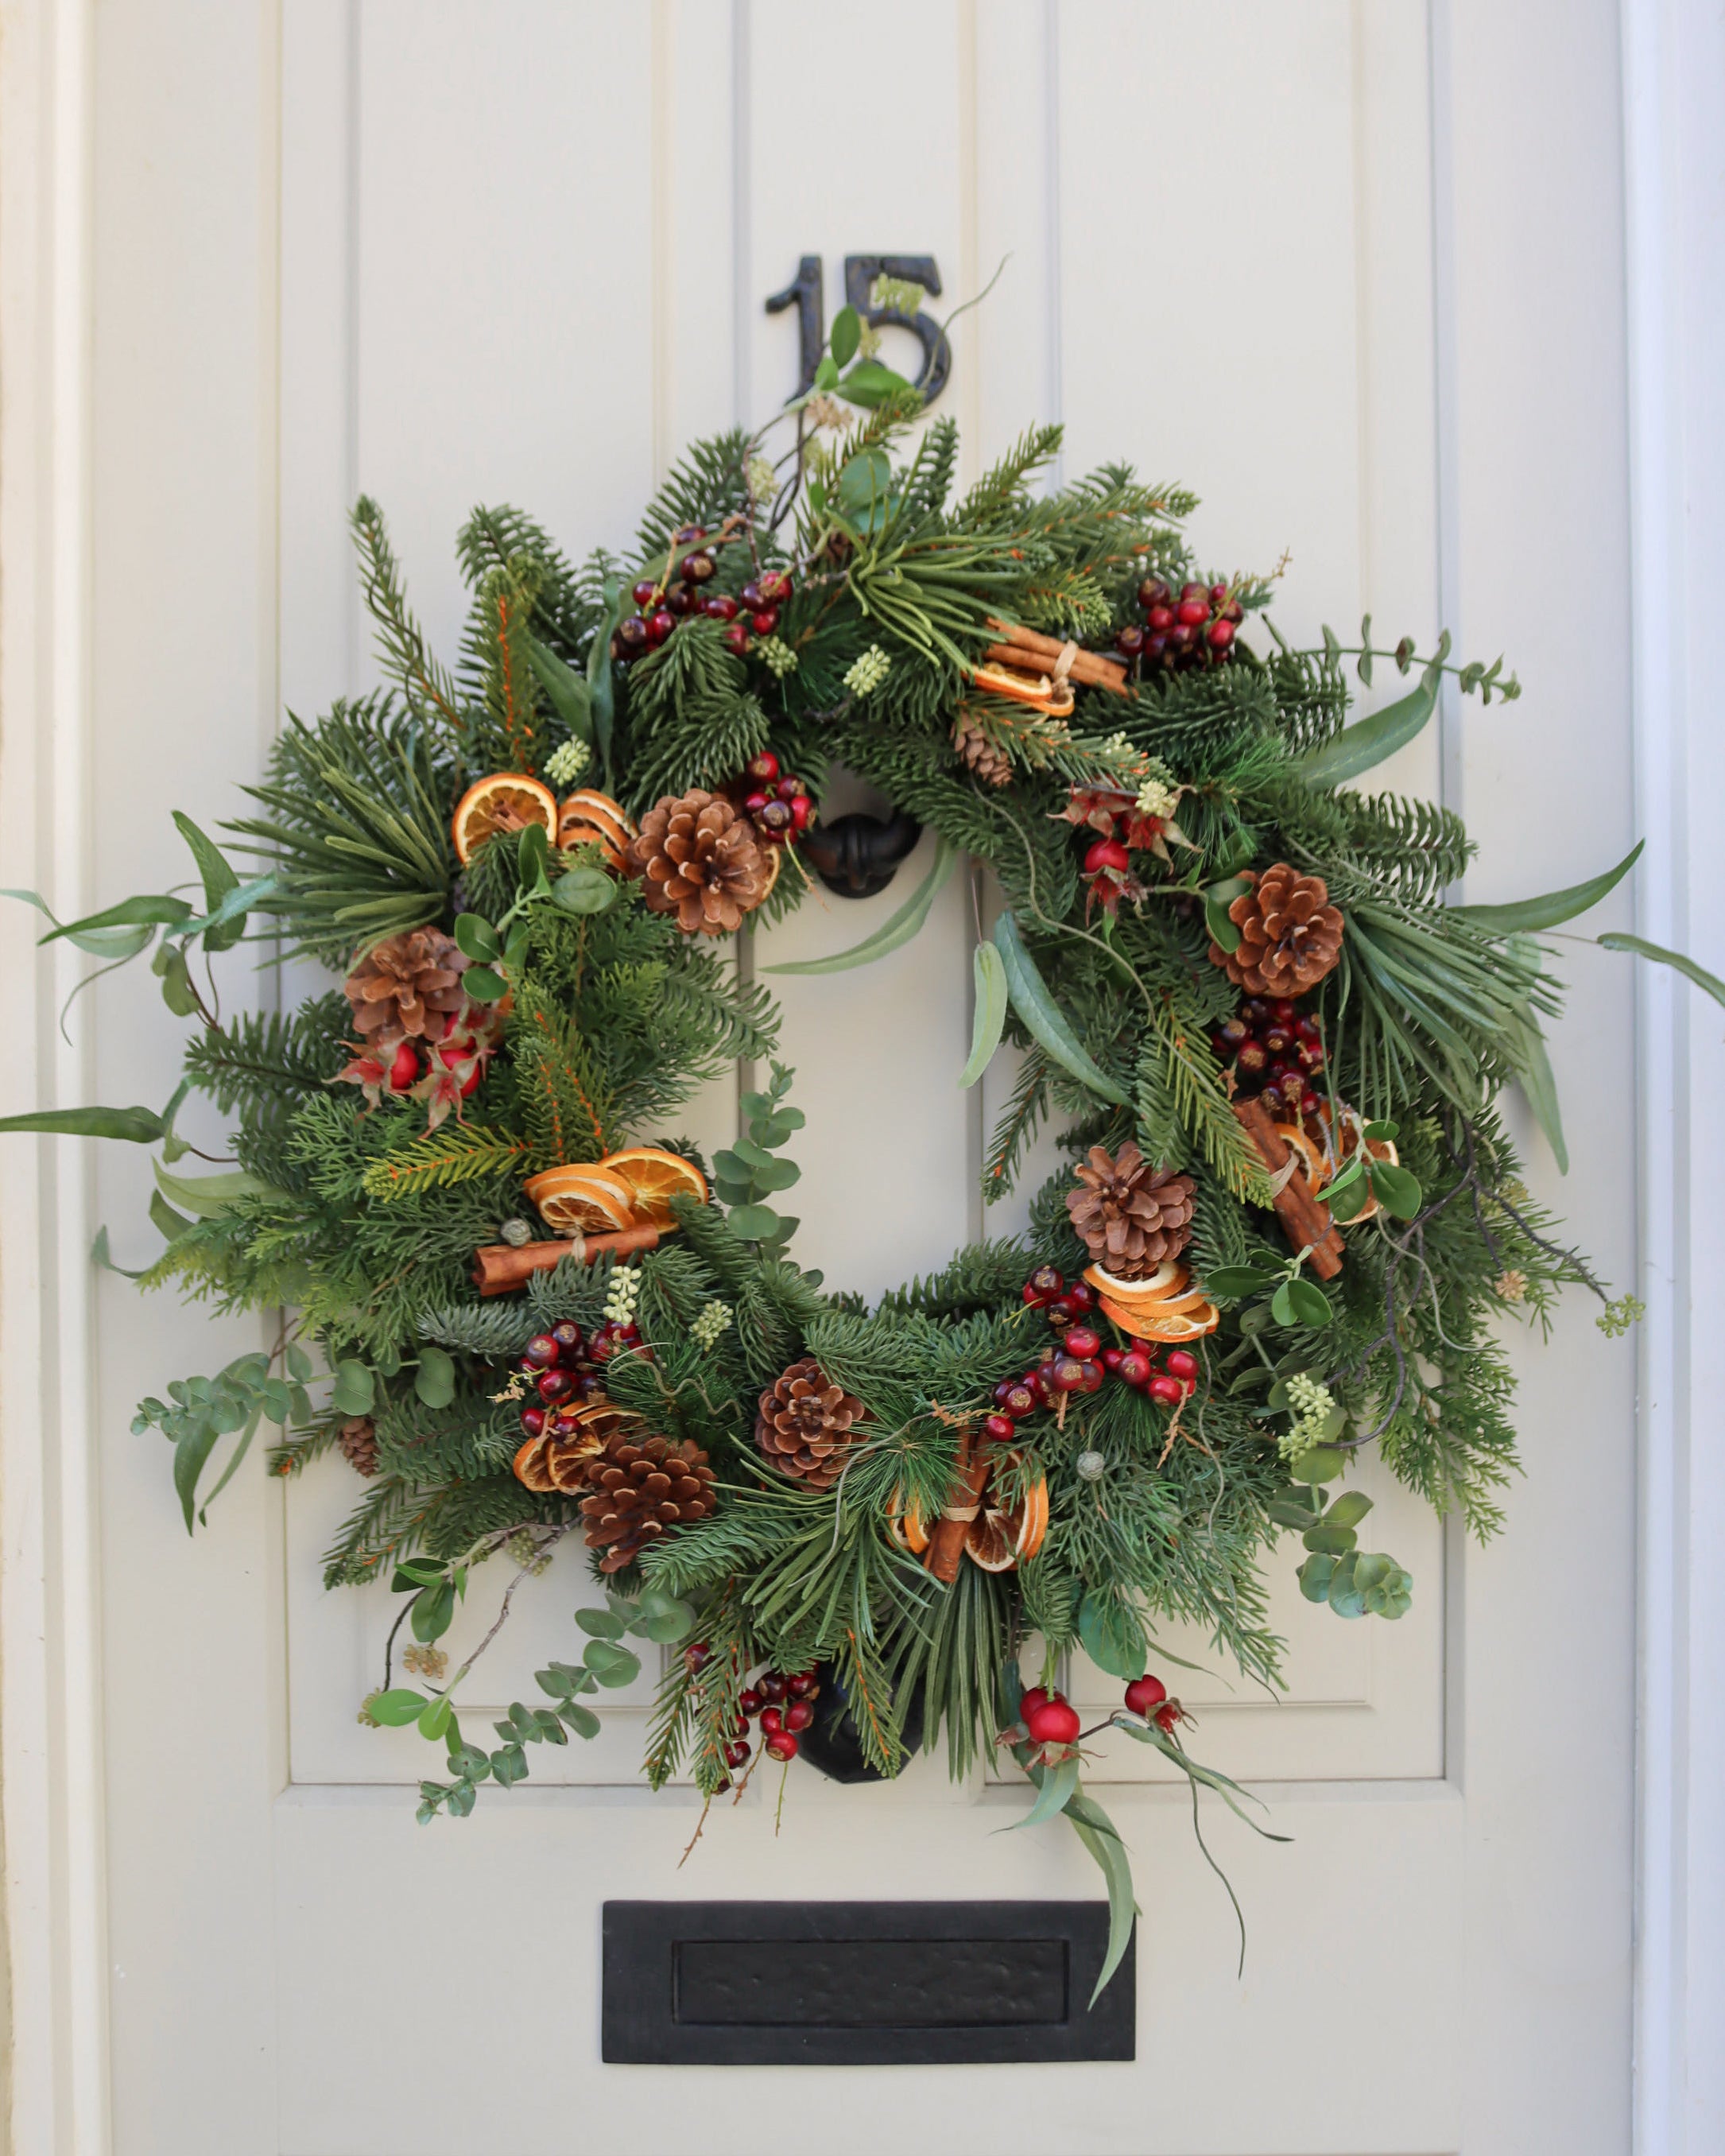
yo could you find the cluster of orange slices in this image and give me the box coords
[889,1452,1050,1574]
[524,1146,708,1237]
[1082,1260,1220,1343]
[1273,1116,1399,1221]
[451,775,639,871]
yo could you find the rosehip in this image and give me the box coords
[739,580,764,611]
[1146,604,1176,632]
[1209,582,1230,605]
[1045,1296,1079,1328]
[1063,1324,1101,1361]
[388,1041,420,1092]
[671,525,707,545]
[524,1335,559,1369]
[1077,1359,1106,1394]
[667,584,696,616]
[1155,1704,1180,1734]
[519,1406,546,1437]
[789,795,812,831]
[1221,1016,1251,1046]
[1100,1346,1126,1375]
[1084,837,1131,875]
[1019,1685,1050,1718]
[731,1713,750,1737]
[758,569,793,604]
[766,1731,800,1762]
[1272,1000,1297,1024]
[997,1380,1038,1420]
[786,1670,819,1698]
[684,1641,711,1673]
[1176,598,1210,627]
[1147,1373,1184,1407]
[1237,1041,1269,1075]
[616,615,651,657]
[680,550,715,585]
[757,798,794,840]
[1023,1696,1082,1747]
[1301,1091,1322,1116]
[745,790,771,816]
[1066,1281,1096,1313]
[1262,1026,1290,1056]
[1124,1673,1168,1717]
[1114,625,1145,657]
[738,1688,762,1717]
[759,1706,784,1736]
[647,608,676,645]
[1165,1349,1200,1382]
[1139,578,1172,611]
[1117,1348,1153,1388]
[983,1412,1018,1443]
[746,749,781,784]
[550,1320,583,1356]
[773,775,799,801]
[1051,1355,1087,1393]
[1180,582,1205,601]
[785,1700,814,1731]
[1207,618,1235,651]
[1026,1265,1064,1302]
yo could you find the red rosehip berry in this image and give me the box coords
[1100,1346,1126,1375]
[1236,1041,1269,1075]
[1165,1349,1199,1382]
[647,608,676,645]
[998,1379,1038,1420]
[1209,582,1230,605]
[784,1700,814,1732]
[1124,1673,1168,1716]
[744,789,771,816]
[1147,1373,1184,1407]
[388,1041,420,1092]
[739,580,764,611]
[615,615,651,658]
[550,1320,583,1357]
[1066,1281,1096,1313]
[1221,1016,1251,1046]
[684,1642,711,1673]
[1115,625,1145,657]
[1084,837,1131,875]
[722,622,750,657]
[766,1731,800,1762]
[519,1406,546,1437]
[1147,604,1176,633]
[759,1706,784,1737]
[774,775,800,801]
[786,1670,819,1698]
[1176,598,1210,628]
[1027,1265,1064,1301]
[746,749,781,784]
[1045,1296,1079,1329]
[1262,1026,1291,1056]
[1023,1696,1082,1747]
[983,1412,1018,1443]
[1020,1685,1051,1718]
[1271,999,1297,1024]
[724,1739,750,1768]
[524,1334,559,1369]
[1138,578,1172,611]
[1051,1355,1087,1393]
[738,1688,762,1717]
[666,584,697,617]
[1301,1090,1322,1117]
[1180,581,1205,601]
[789,795,812,831]
[1155,1704,1180,1734]
[671,524,707,544]
[1078,1359,1106,1394]
[1117,1348,1153,1388]
[731,1713,750,1737]
[537,1368,575,1405]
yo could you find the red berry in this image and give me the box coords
[997,1379,1038,1420]
[746,749,781,784]
[615,615,651,658]
[1207,618,1235,651]
[759,1706,784,1736]
[1236,1041,1269,1075]
[537,1368,575,1405]
[1084,837,1131,875]
[1063,1324,1101,1361]
[789,795,812,831]
[524,1334,559,1369]
[738,1688,762,1716]
[1146,604,1176,633]
[722,622,750,657]
[1078,1359,1106,1394]
[1100,1346,1126,1375]
[1115,625,1145,657]
[631,578,658,608]
[758,1671,787,1704]
[1209,582,1229,605]
[739,580,764,611]
[1180,582,1205,602]
[519,1406,546,1437]
[1029,1362,1058,1404]
[1024,1697,1082,1746]
[1165,1349,1199,1382]
[1221,1016,1251,1046]
[1139,578,1172,611]
[704,592,739,621]
[1052,1355,1087,1393]
[1066,1281,1096,1314]
[1117,1348,1153,1388]
[784,1700,813,1731]
[1272,999,1297,1024]
[666,584,697,617]
[983,1412,1017,1443]
[766,1731,800,1762]
[549,1320,583,1357]
[751,608,779,636]
[1262,1026,1290,1057]
[671,524,708,544]
[757,798,794,840]
[758,569,793,604]
[1027,1265,1064,1302]
[1124,1673,1168,1716]
[684,1641,711,1673]
[1020,1685,1051,1718]
[772,775,798,801]
[1176,598,1210,628]
[724,1739,750,1768]
[1147,1373,1184,1407]
[731,1712,750,1736]
[647,609,676,645]
[388,1041,420,1092]
[1301,1090,1322,1116]
[1155,1704,1180,1734]
[786,1670,819,1698]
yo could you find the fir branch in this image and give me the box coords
[362,1123,546,1200]
[351,496,465,738]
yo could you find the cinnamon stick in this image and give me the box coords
[924,1433,994,1585]
[472,1223,661,1296]
[1232,1096,1345,1280]
[984,618,1129,696]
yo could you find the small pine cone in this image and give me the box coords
[338,1416,378,1477]
[755,1358,866,1491]
[628,789,770,936]
[578,1429,717,1574]
[1066,1141,1196,1279]
[1208,863,1343,997]
[952,715,1012,787]
[343,927,469,1051]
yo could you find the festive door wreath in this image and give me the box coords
[8,303,1692,1999]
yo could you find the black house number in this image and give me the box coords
[766,255,949,405]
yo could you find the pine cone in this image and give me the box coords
[1208,863,1343,997]
[338,1416,378,1477]
[343,927,469,1050]
[755,1358,866,1490]
[628,789,770,936]
[579,1429,717,1573]
[1066,1141,1196,1278]
[953,715,1011,787]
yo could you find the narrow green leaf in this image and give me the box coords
[763,836,956,975]
[1065,1791,1138,2006]
[172,1423,221,1533]
[2,886,158,960]
[524,633,593,741]
[1599,932,1725,1011]
[1450,842,1643,933]
[1298,675,1436,788]
[153,1161,269,1217]
[959,940,1008,1088]
[0,1104,165,1143]
[37,893,194,944]
[1005,1755,1082,1832]
[993,912,1130,1107]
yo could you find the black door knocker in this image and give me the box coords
[800,809,922,900]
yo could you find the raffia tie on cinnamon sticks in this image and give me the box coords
[923,1431,994,1586]
[983,618,1129,696]
[472,1223,660,1296]
[1232,1095,1345,1280]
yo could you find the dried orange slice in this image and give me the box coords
[1126,1301,1220,1343]
[523,1162,637,1236]
[1084,1260,1187,1306]
[1012,1472,1049,1561]
[888,1487,930,1555]
[452,772,560,865]
[1273,1122,1327,1185]
[971,659,1076,717]
[965,1508,1019,1572]
[599,1145,709,1227]
[558,788,638,870]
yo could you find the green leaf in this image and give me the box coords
[171,1423,222,1534]
[631,1597,696,1644]
[0,1104,165,1143]
[550,860,616,914]
[453,913,501,963]
[37,892,194,944]
[836,359,914,408]
[153,1161,269,1217]
[1301,1522,1359,1556]
[726,1201,782,1241]
[1598,931,1725,1012]
[1202,874,1251,955]
[1450,842,1642,934]
[1326,1550,1366,1619]
[763,836,956,975]
[813,352,839,392]
[1289,1444,1345,1484]
[155,946,200,1017]
[830,304,862,366]
[1006,1755,1082,1832]
[1288,1278,1333,1327]
[1368,1161,1423,1219]
[959,940,1008,1088]
[560,1701,601,1739]
[412,1580,457,1642]
[1502,972,1568,1173]
[490,1743,529,1786]
[524,633,594,741]
[1202,1265,1273,1300]
[1324,1490,1374,1530]
[1266,1492,1323,1530]
[576,1607,628,1641]
[414,1345,456,1410]
[331,1360,375,1415]
[463,964,507,1002]
[994,911,1130,1107]
[2,886,158,960]
[1064,1791,1138,2006]
[368,1688,430,1727]
[1298,675,1436,788]
[170,812,244,948]
[581,1638,642,1688]
[1297,1552,1337,1602]
[835,447,891,518]
[1077,1591,1147,1680]
[417,1695,454,1740]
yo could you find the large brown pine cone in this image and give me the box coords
[952,715,1012,787]
[343,927,470,1050]
[755,1358,866,1490]
[628,789,770,936]
[1208,863,1343,997]
[578,1429,717,1573]
[338,1416,378,1476]
[1067,1141,1196,1279]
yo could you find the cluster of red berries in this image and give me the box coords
[710,1657,820,1772]
[975,1270,1197,1430]
[735,749,812,847]
[380,1007,493,1099]
[1018,1673,1180,1753]
[1211,995,1327,1118]
[612,524,794,665]
[514,1320,645,1440]
[1114,578,1243,673]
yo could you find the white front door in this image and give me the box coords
[2,4,1645,2150]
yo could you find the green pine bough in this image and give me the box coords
[8,342,1713,1997]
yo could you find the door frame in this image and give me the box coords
[2,1,1721,2148]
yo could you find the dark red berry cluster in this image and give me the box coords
[611,524,793,665]
[737,749,812,847]
[1115,578,1242,673]
[1001,1267,1200,1411]
[1212,995,1327,1119]
[514,1318,645,1441]
[724,1663,820,1772]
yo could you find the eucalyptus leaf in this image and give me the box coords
[0,1104,165,1143]
[1598,932,1725,1012]
[414,1345,456,1409]
[1077,1590,1147,1680]
[331,1360,375,1416]
[1298,675,1436,788]
[764,836,956,975]
[1450,842,1642,934]
[994,911,1130,1107]
[367,1688,430,1727]
[959,939,1009,1088]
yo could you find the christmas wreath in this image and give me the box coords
[6,300,1700,2000]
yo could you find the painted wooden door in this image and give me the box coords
[2,3,1641,2150]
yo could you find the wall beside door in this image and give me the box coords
[0,4,1651,2152]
